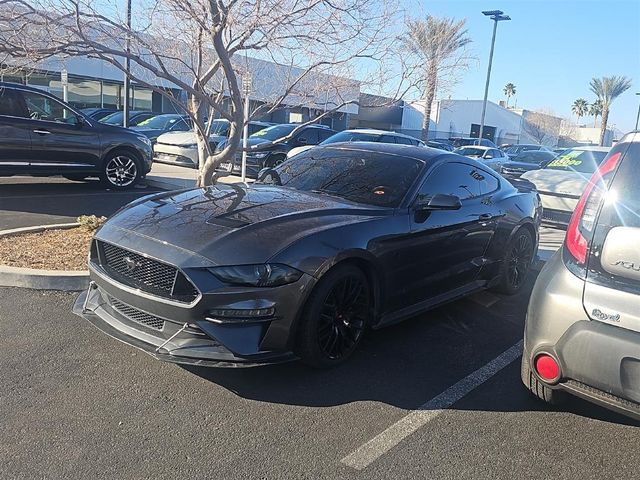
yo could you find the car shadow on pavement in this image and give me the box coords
[183,274,639,427]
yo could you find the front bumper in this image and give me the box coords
[153,144,199,168]
[74,261,316,367]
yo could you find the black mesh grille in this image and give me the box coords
[110,297,165,331]
[97,241,199,302]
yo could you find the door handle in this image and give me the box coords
[33,129,51,135]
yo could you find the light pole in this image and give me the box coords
[635,92,640,131]
[241,75,252,183]
[478,10,510,143]
[123,0,132,128]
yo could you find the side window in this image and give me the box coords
[248,124,265,135]
[0,88,27,117]
[379,135,397,144]
[395,136,413,145]
[318,129,334,142]
[21,91,78,124]
[171,119,190,131]
[298,128,320,145]
[415,162,498,202]
[484,149,495,159]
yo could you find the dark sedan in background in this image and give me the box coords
[75,143,541,368]
[500,150,558,178]
[81,107,118,121]
[216,123,336,177]
[0,82,153,189]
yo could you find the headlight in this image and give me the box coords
[183,143,198,149]
[208,264,303,287]
[137,135,152,147]
[248,151,268,159]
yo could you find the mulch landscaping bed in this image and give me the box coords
[0,228,94,271]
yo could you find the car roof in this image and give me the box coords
[317,141,446,163]
[456,145,493,151]
[340,128,418,139]
[564,146,610,152]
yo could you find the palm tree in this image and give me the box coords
[589,76,632,145]
[503,83,516,108]
[404,16,472,141]
[571,98,589,126]
[589,99,603,128]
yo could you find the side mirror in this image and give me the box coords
[414,193,462,211]
[75,115,86,127]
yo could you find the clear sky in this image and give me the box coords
[403,0,640,132]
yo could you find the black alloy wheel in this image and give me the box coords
[297,265,371,367]
[494,228,534,294]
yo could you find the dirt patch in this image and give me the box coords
[0,228,93,271]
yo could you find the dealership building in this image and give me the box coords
[1,54,358,130]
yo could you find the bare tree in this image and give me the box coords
[0,0,402,186]
[522,109,562,146]
[401,15,473,141]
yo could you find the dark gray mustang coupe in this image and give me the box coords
[75,143,541,367]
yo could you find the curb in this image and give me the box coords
[0,223,90,291]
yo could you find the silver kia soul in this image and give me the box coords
[522,131,640,419]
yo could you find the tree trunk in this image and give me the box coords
[506,96,509,108]
[420,63,438,142]
[599,106,609,146]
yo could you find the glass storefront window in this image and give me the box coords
[102,83,122,109]
[68,79,101,108]
[133,87,152,111]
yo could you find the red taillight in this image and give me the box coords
[565,152,622,264]
[534,354,560,382]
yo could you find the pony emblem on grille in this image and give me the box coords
[123,256,139,272]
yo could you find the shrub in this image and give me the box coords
[77,215,107,232]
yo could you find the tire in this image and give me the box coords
[521,354,565,405]
[267,154,286,168]
[99,150,142,190]
[492,227,535,295]
[296,265,372,368]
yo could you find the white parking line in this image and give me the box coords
[341,340,524,470]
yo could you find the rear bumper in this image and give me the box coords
[524,250,640,419]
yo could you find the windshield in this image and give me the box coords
[250,124,297,141]
[513,151,556,164]
[209,119,230,136]
[257,149,423,207]
[101,111,124,125]
[455,147,485,157]
[321,131,381,144]
[136,115,181,129]
[544,149,608,174]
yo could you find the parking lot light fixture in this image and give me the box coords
[479,10,511,143]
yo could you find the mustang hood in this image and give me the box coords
[96,184,387,267]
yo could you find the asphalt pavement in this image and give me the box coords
[1,275,638,480]
[0,177,161,230]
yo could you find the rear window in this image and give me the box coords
[598,143,640,229]
[455,147,485,156]
[545,149,608,174]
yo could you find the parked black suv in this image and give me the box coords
[0,82,153,189]
[216,123,336,177]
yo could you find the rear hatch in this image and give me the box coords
[582,136,640,333]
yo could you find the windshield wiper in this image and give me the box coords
[310,189,346,200]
